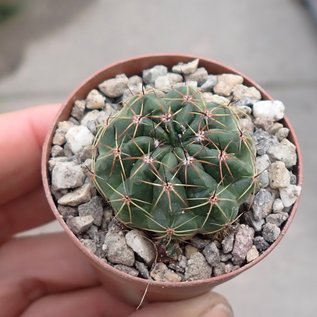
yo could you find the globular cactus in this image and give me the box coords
[92,86,256,239]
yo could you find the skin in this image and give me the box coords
[0,105,233,317]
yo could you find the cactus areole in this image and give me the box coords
[93,87,256,239]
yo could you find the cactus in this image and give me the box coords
[92,86,256,239]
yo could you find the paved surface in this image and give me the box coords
[1,0,316,316]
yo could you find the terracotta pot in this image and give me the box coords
[42,54,303,306]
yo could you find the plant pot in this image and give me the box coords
[42,54,303,306]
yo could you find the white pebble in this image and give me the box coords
[65,126,94,154]
[253,100,285,121]
[279,185,301,208]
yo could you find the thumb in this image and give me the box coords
[129,291,233,317]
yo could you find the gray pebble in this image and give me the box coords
[98,74,128,98]
[67,215,94,235]
[276,127,289,141]
[114,264,139,277]
[256,154,271,174]
[135,261,151,279]
[262,223,281,243]
[200,75,217,92]
[71,100,86,121]
[253,236,270,251]
[75,145,95,163]
[273,198,284,213]
[214,263,236,276]
[219,252,232,262]
[243,211,265,232]
[185,67,208,85]
[289,171,297,185]
[78,196,104,226]
[103,229,135,266]
[266,212,289,226]
[150,263,182,282]
[172,59,199,75]
[253,117,274,132]
[128,75,143,86]
[252,189,274,221]
[232,225,255,265]
[52,162,85,190]
[257,170,270,188]
[122,83,143,102]
[279,185,301,208]
[190,236,210,249]
[86,89,106,110]
[213,74,243,96]
[203,242,220,266]
[52,129,66,146]
[65,126,94,154]
[268,122,284,135]
[81,110,108,135]
[232,84,261,105]
[58,205,78,219]
[184,252,212,281]
[57,183,92,206]
[125,230,156,265]
[221,232,235,254]
[80,239,97,254]
[143,65,168,85]
[51,145,64,157]
[268,161,290,189]
[267,138,297,168]
[253,129,279,156]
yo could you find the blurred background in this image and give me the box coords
[0,0,316,316]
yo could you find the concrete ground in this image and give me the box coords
[0,0,316,316]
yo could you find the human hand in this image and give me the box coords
[0,105,233,317]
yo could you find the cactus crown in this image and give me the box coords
[92,86,256,239]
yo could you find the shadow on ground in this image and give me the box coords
[0,0,95,79]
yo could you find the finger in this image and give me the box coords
[130,292,233,317]
[0,104,60,206]
[21,287,134,317]
[0,233,102,316]
[0,186,54,244]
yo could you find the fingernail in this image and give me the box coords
[200,303,234,317]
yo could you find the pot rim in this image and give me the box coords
[42,53,303,289]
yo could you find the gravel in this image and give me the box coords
[184,252,212,281]
[268,161,291,189]
[85,89,106,110]
[150,263,182,282]
[214,73,243,96]
[57,183,92,206]
[67,215,94,235]
[48,58,301,282]
[252,189,274,221]
[267,138,297,168]
[172,58,199,74]
[52,162,85,190]
[232,225,255,265]
[203,242,221,266]
[78,196,104,226]
[125,230,156,265]
[253,100,285,121]
[102,228,135,266]
[65,126,94,154]
[98,74,128,98]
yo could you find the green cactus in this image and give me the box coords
[92,86,256,239]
